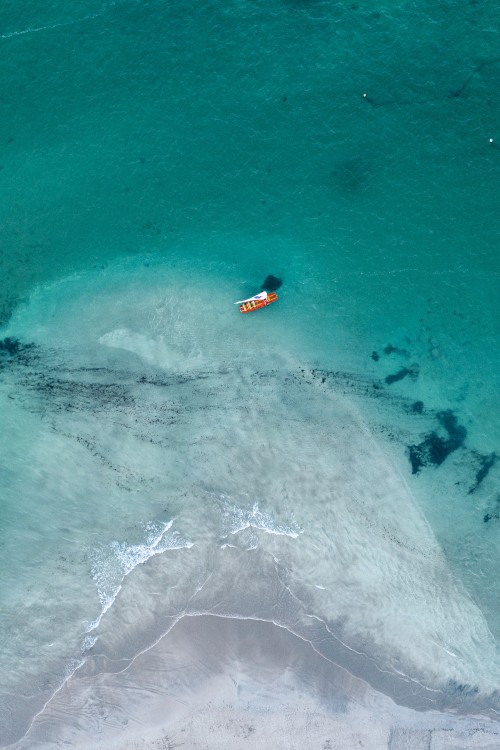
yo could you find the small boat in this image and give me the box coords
[234,291,278,314]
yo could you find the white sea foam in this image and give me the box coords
[81,635,98,653]
[221,499,302,540]
[88,520,193,629]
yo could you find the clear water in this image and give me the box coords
[0,0,499,744]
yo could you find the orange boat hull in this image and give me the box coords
[240,292,278,313]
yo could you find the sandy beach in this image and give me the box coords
[10,615,500,750]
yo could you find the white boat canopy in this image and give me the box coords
[234,291,268,305]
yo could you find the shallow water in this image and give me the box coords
[0,0,499,745]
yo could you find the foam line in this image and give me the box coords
[88,520,193,631]
[222,500,302,539]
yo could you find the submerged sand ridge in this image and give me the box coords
[1,260,500,746]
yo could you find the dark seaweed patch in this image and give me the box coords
[408,445,424,474]
[408,410,466,474]
[307,367,426,410]
[0,337,21,355]
[484,496,500,523]
[0,338,37,370]
[0,337,35,358]
[385,367,412,385]
[469,452,497,494]
[137,371,210,387]
[411,401,424,414]
[308,367,392,401]
[383,344,408,356]
[385,364,419,385]
[261,275,282,292]
[41,379,133,412]
[371,351,379,362]
[484,512,498,523]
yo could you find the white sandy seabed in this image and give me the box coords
[1,255,500,748]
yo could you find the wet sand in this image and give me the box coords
[13,615,500,750]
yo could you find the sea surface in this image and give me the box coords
[0,0,499,745]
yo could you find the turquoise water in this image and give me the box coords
[1,0,500,744]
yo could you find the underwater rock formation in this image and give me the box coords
[408,410,466,474]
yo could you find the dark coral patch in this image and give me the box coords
[0,338,36,370]
[383,344,409,356]
[408,410,466,474]
[385,364,418,385]
[0,337,21,355]
[484,496,500,523]
[469,453,497,494]
[385,367,412,385]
